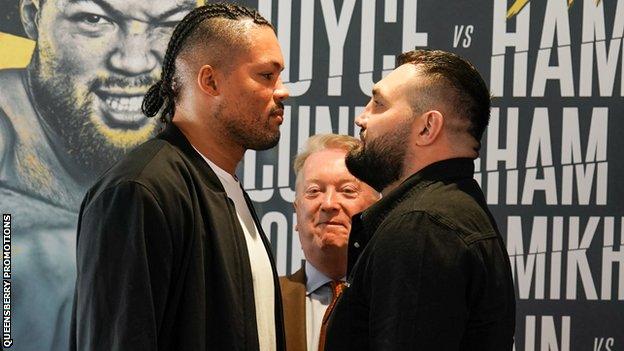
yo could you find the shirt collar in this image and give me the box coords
[156,123,225,192]
[304,261,345,296]
[360,157,476,233]
[191,145,239,186]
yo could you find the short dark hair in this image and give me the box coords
[397,49,491,145]
[142,3,273,124]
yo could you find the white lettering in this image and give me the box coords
[320,0,357,96]
[490,0,529,97]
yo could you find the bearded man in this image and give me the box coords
[324,49,516,350]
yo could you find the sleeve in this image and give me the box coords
[364,212,483,350]
[72,182,174,351]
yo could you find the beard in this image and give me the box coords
[27,52,159,182]
[346,121,412,193]
[216,100,284,151]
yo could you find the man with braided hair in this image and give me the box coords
[70,4,289,350]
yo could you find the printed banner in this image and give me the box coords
[0,0,621,350]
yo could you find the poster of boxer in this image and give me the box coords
[1,0,622,350]
[0,0,197,349]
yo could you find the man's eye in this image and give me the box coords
[85,14,103,24]
[305,188,321,197]
[342,187,359,197]
[373,99,383,107]
[70,13,114,29]
[76,13,108,24]
[261,73,274,80]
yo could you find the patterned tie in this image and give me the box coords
[318,281,346,351]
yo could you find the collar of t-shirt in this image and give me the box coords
[305,261,345,296]
[191,146,239,187]
[190,146,259,241]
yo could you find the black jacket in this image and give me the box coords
[70,124,285,350]
[326,158,515,350]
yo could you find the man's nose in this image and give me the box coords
[356,99,374,128]
[320,190,340,211]
[274,77,289,101]
[355,112,367,130]
[108,23,158,76]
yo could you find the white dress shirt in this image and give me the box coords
[305,261,345,351]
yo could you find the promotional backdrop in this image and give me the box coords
[1,0,622,350]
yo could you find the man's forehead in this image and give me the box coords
[373,63,419,98]
[302,150,349,176]
[242,26,284,68]
[51,0,196,20]
[308,148,348,161]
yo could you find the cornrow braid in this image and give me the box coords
[141,3,272,124]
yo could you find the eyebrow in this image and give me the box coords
[68,0,195,22]
[68,0,124,21]
[305,177,359,185]
[270,61,285,72]
[372,87,386,101]
[257,60,285,72]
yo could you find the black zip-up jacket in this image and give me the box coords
[70,124,285,351]
[326,158,515,350]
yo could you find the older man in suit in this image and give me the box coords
[279,134,379,351]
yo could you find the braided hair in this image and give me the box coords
[141,3,273,124]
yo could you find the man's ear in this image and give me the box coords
[197,65,219,96]
[293,200,299,231]
[415,110,444,146]
[20,0,41,40]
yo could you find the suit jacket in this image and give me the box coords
[71,124,286,350]
[279,268,307,351]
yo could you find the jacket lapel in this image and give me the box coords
[279,268,307,351]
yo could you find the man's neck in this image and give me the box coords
[382,147,477,195]
[306,253,346,281]
[173,119,244,175]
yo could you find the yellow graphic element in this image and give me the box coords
[506,0,602,19]
[0,32,35,69]
[506,0,530,18]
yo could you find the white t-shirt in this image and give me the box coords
[194,149,276,350]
